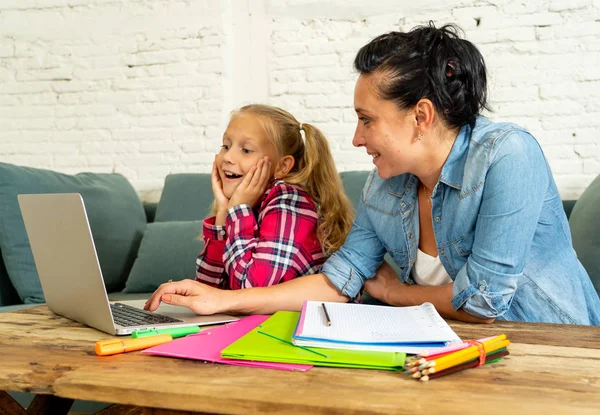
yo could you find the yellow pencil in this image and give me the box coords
[420,334,507,369]
[425,340,510,373]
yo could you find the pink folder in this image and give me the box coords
[142,315,312,372]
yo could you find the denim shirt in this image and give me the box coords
[323,116,600,325]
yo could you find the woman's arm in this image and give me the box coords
[144,274,348,315]
[365,261,494,323]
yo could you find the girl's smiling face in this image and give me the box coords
[217,114,279,198]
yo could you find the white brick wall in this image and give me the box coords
[1,0,599,200]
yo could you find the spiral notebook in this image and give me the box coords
[292,301,462,354]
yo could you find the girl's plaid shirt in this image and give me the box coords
[195,180,326,289]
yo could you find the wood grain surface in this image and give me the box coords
[1,306,599,415]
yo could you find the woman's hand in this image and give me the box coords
[228,157,271,209]
[144,279,230,315]
[364,260,406,304]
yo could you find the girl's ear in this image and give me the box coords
[274,155,295,179]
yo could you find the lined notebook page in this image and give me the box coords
[298,302,460,344]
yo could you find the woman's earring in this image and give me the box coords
[417,131,424,141]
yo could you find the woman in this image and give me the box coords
[145,23,600,325]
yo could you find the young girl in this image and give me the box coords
[195,104,354,290]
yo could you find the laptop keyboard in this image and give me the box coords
[110,302,182,327]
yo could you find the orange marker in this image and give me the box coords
[95,334,173,356]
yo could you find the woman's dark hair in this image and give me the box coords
[354,22,489,129]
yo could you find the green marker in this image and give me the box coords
[131,325,201,339]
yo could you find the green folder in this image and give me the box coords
[221,311,406,370]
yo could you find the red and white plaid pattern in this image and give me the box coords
[196,180,325,289]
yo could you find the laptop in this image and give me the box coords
[18,193,239,335]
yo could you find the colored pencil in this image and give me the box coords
[423,339,510,373]
[419,349,509,382]
[419,334,507,369]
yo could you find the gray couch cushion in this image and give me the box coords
[123,220,204,293]
[0,162,146,303]
[154,174,213,222]
[569,175,600,295]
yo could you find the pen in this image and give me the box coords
[131,325,200,339]
[321,303,331,326]
[95,334,173,356]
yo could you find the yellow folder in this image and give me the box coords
[221,311,406,370]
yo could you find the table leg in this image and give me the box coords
[0,391,26,415]
[0,391,73,415]
[95,404,216,414]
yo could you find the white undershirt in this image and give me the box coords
[412,249,453,286]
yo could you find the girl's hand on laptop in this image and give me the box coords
[144,279,228,315]
[228,157,271,209]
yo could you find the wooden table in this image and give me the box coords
[0,306,599,415]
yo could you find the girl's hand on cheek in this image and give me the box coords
[229,157,272,209]
[211,158,230,213]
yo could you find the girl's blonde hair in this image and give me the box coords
[232,104,354,256]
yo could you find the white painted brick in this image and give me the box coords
[137,115,182,128]
[73,67,125,80]
[55,118,76,130]
[20,142,76,155]
[549,0,590,12]
[1,105,54,118]
[539,100,584,115]
[138,141,181,154]
[1,155,54,168]
[113,77,178,91]
[4,118,55,130]
[54,155,89,168]
[574,144,600,159]
[272,54,339,70]
[54,130,111,143]
[0,81,52,94]
[51,81,98,93]
[451,6,500,28]
[84,155,114,167]
[77,116,131,129]
[501,0,547,15]
[0,42,14,57]
[80,141,137,155]
[16,68,72,82]
[583,158,600,174]
[0,95,20,106]
[55,104,116,117]
[271,69,306,83]
[492,86,539,102]
[113,154,161,169]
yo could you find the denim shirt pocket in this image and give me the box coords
[452,231,475,256]
[447,231,475,275]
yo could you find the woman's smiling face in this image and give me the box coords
[216,113,279,198]
[352,73,419,179]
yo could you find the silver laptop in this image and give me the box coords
[18,193,239,335]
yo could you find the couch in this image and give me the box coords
[1,163,599,312]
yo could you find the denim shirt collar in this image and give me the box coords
[438,121,473,191]
[386,117,481,198]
